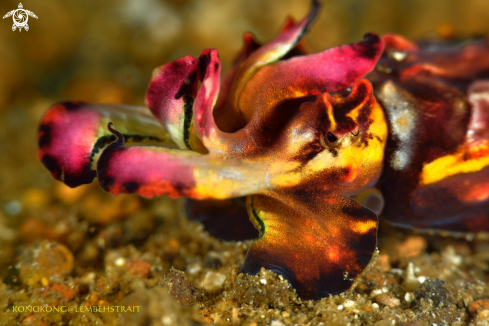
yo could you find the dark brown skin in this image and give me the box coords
[370,34,489,233]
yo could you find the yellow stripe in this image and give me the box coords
[420,150,489,186]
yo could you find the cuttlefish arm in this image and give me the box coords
[37,102,172,187]
[237,33,383,123]
[181,40,384,157]
[145,55,200,150]
[227,0,320,114]
[97,123,270,200]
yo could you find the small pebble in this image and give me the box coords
[474,309,489,323]
[374,293,400,307]
[404,292,415,303]
[403,262,421,291]
[115,257,126,267]
[187,263,202,275]
[417,276,427,284]
[442,246,462,266]
[127,258,152,278]
[202,271,226,293]
[468,299,489,315]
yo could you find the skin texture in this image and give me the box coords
[37,103,173,187]
[37,1,489,299]
[369,34,489,232]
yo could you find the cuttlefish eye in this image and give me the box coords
[321,130,341,148]
[326,131,338,143]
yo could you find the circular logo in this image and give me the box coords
[3,3,38,32]
[13,10,28,27]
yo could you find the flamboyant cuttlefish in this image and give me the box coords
[37,1,489,300]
